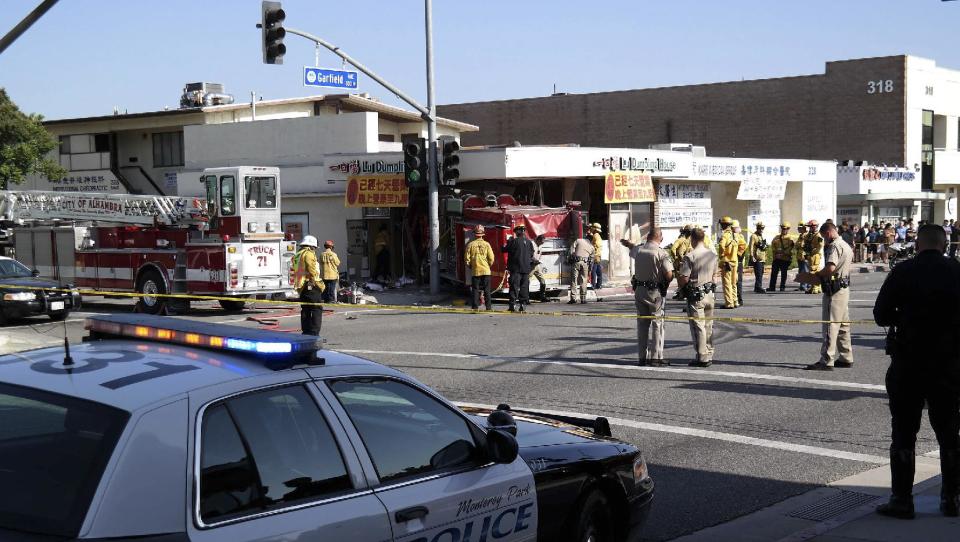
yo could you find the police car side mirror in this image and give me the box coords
[31,269,40,277]
[486,428,519,464]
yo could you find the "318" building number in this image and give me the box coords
[867,80,894,94]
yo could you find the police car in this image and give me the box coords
[0,315,653,542]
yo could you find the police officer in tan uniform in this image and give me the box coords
[677,227,719,367]
[568,231,595,304]
[803,222,854,370]
[671,225,693,300]
[621,227,674,366]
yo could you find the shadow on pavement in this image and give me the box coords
[640,464,818,541]
[675,380,888,401]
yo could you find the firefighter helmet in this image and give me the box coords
[300,235,318,248]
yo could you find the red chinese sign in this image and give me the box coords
[344,175,409,208]
[604,172,656,204]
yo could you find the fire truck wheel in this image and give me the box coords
[218,299,246,312]
[136,270,166,314]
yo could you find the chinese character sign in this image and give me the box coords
[736,178,788,201]
[657,182,711,208]
[604,172,656,204]
[344,175,409,208]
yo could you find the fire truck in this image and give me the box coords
[444,194,586,296]
[1,166,296,314]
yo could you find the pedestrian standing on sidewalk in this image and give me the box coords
[318,240,341,303]
[621,227,673,367]
[802,222,854,371]
[873,224,960,519]
[293,235,324,336]
[532,235,547,302]
[464,225,494,310]
[503,224,534,312]
[568,229,594,305]
[951,223,960,259]
[749,222,767,293]
[677,227,719,368]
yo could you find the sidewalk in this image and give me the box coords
[670,452,958,541]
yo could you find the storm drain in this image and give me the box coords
[786,490,881,522]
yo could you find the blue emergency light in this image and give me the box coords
[84,314,322,368]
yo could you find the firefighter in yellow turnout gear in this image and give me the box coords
[671,225,693,300]
[718,216,739,308]
[805,219,824,294]
[318,240,341,304]
[293,235,325,335]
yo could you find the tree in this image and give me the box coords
[0,88,65,189]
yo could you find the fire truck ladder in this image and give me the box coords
[0,191,207,227]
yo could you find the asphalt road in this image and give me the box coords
[0,270,926,542]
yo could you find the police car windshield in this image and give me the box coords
[0,383,128,537]
[0,260,33,278]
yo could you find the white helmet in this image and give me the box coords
[300,235,318,248]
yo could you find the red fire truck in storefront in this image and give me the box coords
[1,166,296,314]
[445,194,586,296]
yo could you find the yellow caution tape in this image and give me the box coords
[0,284,875,326]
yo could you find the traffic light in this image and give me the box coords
[404,138,428,187]
[439,136,460,185]
[261,1,286,65]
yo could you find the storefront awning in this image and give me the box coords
[837,192,946,206]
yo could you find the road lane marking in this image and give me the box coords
[339,349,887,392]
[459,402,888,464]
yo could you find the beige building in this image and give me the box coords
[26,88,476,279]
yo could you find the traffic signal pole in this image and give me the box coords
[424,0,440,295]
[284,12,442,293]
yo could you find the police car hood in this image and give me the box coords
[0,276,63,288]
[460,405,613,448]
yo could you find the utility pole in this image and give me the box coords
[424,0,440,294]
[279,4,443,294]
[0,0,60,55]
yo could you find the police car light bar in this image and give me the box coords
[84,314,322,368]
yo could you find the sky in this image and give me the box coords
[1,0,959,120]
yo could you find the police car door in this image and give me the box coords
[188,379,392,542]
[322,377,538,542]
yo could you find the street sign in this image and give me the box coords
[303,66,358,89]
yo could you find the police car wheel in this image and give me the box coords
[136,270,166,314]
[570,490,613,542]
[49,310,69,322]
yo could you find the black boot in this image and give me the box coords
[941,449,960,517]
[877,449,916,519]
[539,284,546,302]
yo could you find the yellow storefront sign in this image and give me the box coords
[604,172,656,204]
[344,174,409,208]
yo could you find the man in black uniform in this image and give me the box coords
[503,223,535,312]
[874,224,960,519]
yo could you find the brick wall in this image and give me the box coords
[439,56,907,165]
